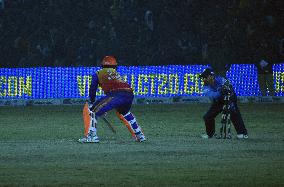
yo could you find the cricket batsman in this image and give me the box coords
[78,56,146,143]
[199,68,248,139]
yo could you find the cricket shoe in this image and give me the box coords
[201,134,210,139]
[78,135,99,143]
[135,132,146,142]
[236,134,249,139]
[201,134,217,139]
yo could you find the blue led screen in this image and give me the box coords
[0,64,283,99]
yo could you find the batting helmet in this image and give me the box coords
[101,56,117,67]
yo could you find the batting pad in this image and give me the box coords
[83,102,91,136]
[116,111,136,138]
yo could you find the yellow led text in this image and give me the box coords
[0,76,32,97]
[77,75,103,96]
[275,72,284,93]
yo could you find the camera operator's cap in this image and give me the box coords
[199,68,214,79]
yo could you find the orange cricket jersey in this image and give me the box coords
[96,68,132,94]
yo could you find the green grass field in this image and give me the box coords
[0,103,284,187]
